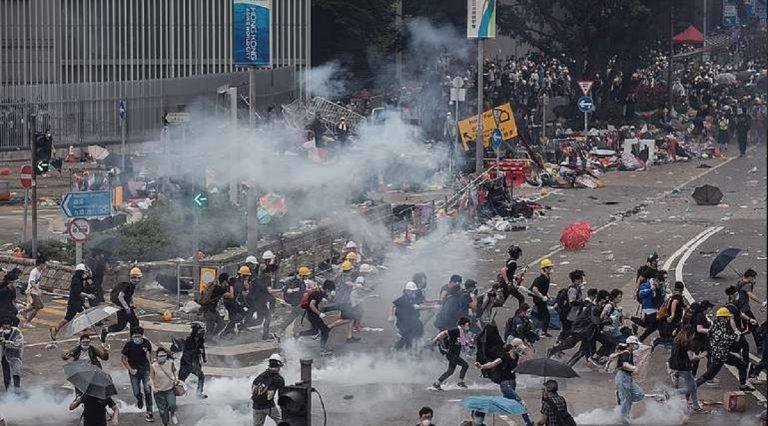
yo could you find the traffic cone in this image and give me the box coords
[65,145,77,162]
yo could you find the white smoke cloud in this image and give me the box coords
[302,61,348,100]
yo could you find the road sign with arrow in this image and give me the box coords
[193,192,209,209]
[577,96,595,113]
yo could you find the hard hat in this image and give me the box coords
[346,252,358,261]
[647,252,659,263]
[355,276,365,285]
[162,310,173,322]
[345,241,357,249]
[268,353,284,366]
[298,266,311,277]
[404,281,418,291]
[262,250,275,260]
[341,261,353,272]
[238,265,252,276]
[715,307,733,317]
[75,263,87,272]
[509,338,526,349]
[129,267,143,278]
[245,256,259,265]
[540,258,554,269]
[625,336,640,346]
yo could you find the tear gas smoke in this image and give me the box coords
[302,61,348,100]
[574,385,689,425]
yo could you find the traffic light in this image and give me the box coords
[33,131,52,175]
[277,383,311,426]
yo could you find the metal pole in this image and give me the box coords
[584,111,588,135]
[395,0,403,86]
[668,0,674,113]
[300,358,313,425]
[703,0,707,40]
[22,189,29,244]
[474,39,485,175]
[121,115,126,170]
[30,113,38,257]
[542,94,548,143]
[75,242,83,264]
[249,67,257,130]
[228,87,239,205]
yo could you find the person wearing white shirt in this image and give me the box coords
[19,258,46,328]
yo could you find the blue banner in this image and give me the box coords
[233,0,271,66]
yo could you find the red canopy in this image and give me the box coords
[673,25,704,44]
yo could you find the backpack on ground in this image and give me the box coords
[299,288,319,310]
[110,282,129,305]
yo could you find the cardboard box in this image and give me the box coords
[723,391,747,412]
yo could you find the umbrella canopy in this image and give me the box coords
[560,221,593,250]
[516,358,579,378]
[692,184,723,205]
[463,396,527,415]
[709,248,742,278]
[715,73,737,85]
[64,361,118,399]
[59,305,120,338]
[672,25,704,44]
[87,235,121,255]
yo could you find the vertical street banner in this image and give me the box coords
[233,0,272,66]
[467,0,496,39]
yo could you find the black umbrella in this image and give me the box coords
[709,247,742,278]
[87,235,121,255]
[515,358,579,379]
[64,361,118,399]
[692,184,723,206]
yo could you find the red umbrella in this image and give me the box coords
[560,222,593,250]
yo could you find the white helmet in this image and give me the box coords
[262,250,275,260]
[625,336,640,346]
[75,263,87,272]
[268,353,284,366]
[355,276,365,285]
[245,256,259,265]
[345,241,357,249]
[404,281,418,291]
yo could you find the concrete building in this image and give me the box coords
[0,0,310,149]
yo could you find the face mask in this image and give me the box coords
[130,278,141,285]
[329,290,337,298]
[80,342,91,350]
[421,420,432,426]
[157,356,168,364]
[132,337,143,345]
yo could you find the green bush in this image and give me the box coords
[24,240,76,263]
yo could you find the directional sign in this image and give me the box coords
[61,191,112,218]
[117,99,126,121]
[491,128,503,150]
[164,112,191,124]
[20,165,33,189]
[193,192,209,209]
[577,80,593,96]
[36,160,50,174]
[67,218,91,242]
[577,96,595,113]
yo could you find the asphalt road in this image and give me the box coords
[1,144,766,425]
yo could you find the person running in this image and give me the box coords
[654,281,686,347]
[529,259,554,337]
[695,307,751,391]
[735,269,764,352]
[251,354,285,426]
[505,303,538,346]
[593,289,627,361]
[220,268,249,337]
[668,326,709,414]
[392,282,426,351]
[502,245,527,309]
[630,267,663,342]
[557,270,586,344]
[546,289,597,358]
[725,285,756,365]
[475,339,534,426]
[19,257,46,328]
[199,274,228,336]
[62,334,109,369]
[177,322,208,399]
[150,347,179,426]
[432,317,471,391]
[0,268,22,327]
[439,275,463,303]
[687,300,714,376]
[244,264,280,341]
[86,252,107,305]
[536,380,576,426]
[121,326,154,422]
[0,318,23,391]
[283,267,309,308]
[614,336,644,424]
[101,267,143,343]
[69,391,120,426]
[303,280,338,355]
[52,264,95,340]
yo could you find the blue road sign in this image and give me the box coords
[61,191,112,218]
[491,128,503,150]
[577,96,595,113]
[118,100,126,121]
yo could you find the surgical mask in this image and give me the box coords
[80,342,91,350]
[329,290,336,298]
[157,355,168,364]
[132,337,143,345]
[130,278,141,285]
[421,420,432,426]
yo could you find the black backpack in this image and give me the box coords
[553,287,570,315]
[110,282,130,306]
[434,293,469,331]
[475,323,505,383]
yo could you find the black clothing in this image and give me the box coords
[530,274,551,299]
[498,352,519,382]
[282,277,306,307]
[107,308,139,334]
[251,369,285,409]
[82,395,117,426]
[180,336,206,366]
[87,257,107,304]
[438,353,469,383]
[617,351,634,375]
[444,328,462,356]
[178,362,205,395]
[669,341,692,371]
[67,272,87,320]
[121,338,152,370]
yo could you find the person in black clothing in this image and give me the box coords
[0,268,22,327]
[177,322,208,399]
[52,264,95,340]
[475,339,534,426]
[244,268,279,341]
[120,326,154,422]
[304,280,336,355]
[636,252,659,284]
[530,259,553,337]
[439,275,463,303]
[199,274,228,336]
[392,282,427,351]
[220,271,248,337]
[432,317,471,390]
[667,326,709,414]
[101,267,143,343]
[725,285,757,365]
[505,303,538,346]
[502,245,527,310]
[655,281,686,347]
[251,354,285,426]
[735,107,751,156]
[86,252,107,305]
[546,289,598,359]
[69,392,119,426]
[565,289,610,367]
[283,269,309,307]
[687,300,714,375]
[558,270,586,344]
[416,406,436,426]
[736,269,764,352]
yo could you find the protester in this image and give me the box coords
[505,303,538,346]
[52,264,95,340]
[220,269,248,337]
[0,318,23,391]
[630,267,663,342]
[87,252,108,305]
[546,288,597,359]
[199,274,229,336]
[19,257,46,328]
[150,347,179,426]
[668,326,709,414]
[735,269,765,351]
[724,285,756,364]
[121,326,154,422]
[62,334,109,369]
[434,275,470,332]
[101,267,143,343]
[177,322,208,399]
[245,261,280,341]
[251,353,285,426]
[735,107,752,157]
[475,339,534,426]
[283,267,310,307]
[529,259,554,337]
[614,336,644,424]
[432,317,471,390]
[392,281,426,351]
[303,280,337,355]
[502,245,527,309]
[0,269,21,327]
[695,307,751,391]
[69,391,120,426]
[415,406,436,426]
[556,270,586,343]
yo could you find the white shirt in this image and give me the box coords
[27,267,43,296]
[77,348,92,362]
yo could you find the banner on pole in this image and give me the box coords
[233,0,272,66]
[458,103,518,150]
[467,0,496,39]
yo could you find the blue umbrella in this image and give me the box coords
[463,396,527,415]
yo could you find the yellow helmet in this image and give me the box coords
[715,307,732,317]
[298,266,311,277]
[129,267,143,278]
[341,261,353,272]
[346,252,358,261]
[540,258,554,269]
[238,265,252,276]
[162,310,173,322]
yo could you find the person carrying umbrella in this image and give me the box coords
[0,317,23,391]
[536,380,576,426]
[52,264,96,340]
[100,267,143,343]
[62,334,109,369]
[475,339,534,426]
[614,336,645,424]
[66,362,120,426]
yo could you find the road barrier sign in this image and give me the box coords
[67,218,92,242]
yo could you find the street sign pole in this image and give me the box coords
[584,111,588,135]
[76,242,83,264]
[30,114,38,257]
[249,68,257,130]
[119,100,127,171]
[475,38,484,175]
[21,189,29,244]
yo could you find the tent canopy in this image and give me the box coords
[673,25,704,44]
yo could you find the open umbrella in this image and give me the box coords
[692,184,723,205]
[516,358,579,378]
[60,305,120,338]
[64,361,118,399]
[560,221,593,250]
[715,73,737,85]
[463,396,527,415]
[709,248,742,278]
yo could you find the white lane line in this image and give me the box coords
[674,226,766,403]
[662,227,722,271]
[498,414,519,425]
[527,221,616,268]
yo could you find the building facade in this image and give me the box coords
[0,0,310,148]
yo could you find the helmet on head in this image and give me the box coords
[341,261,353,272]
[268,353,284,367]
[355,276,365,285]
[404,281,418,291]
[715,307,733,317]
[75,263,87,272]
[262,250,275,260]
[647,252,659,263]
[238,265,252,276]
[345,241,358,249]
[625,336,640,346]
[245,256,259,265]
[298,266,311,277]
[346,252,358,261]
[540,258,554,269]
[129,267,143,278]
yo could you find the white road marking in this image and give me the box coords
[662,227,722,271]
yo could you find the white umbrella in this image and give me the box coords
[60,305,120,338]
